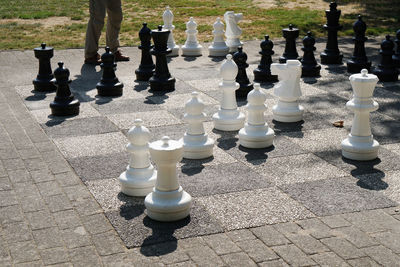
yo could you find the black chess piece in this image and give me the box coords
[320,2,343,64]
[96,47,124,96]
[279,24,299,63]
[233,46,253,98]
[392,29,400,68]
[301,32,321,77]
[149,25,175,91]
[253,35,278,82]
[347,15,371,73]
[135,23,155,81]
[50,62,80,116]
[372,35,399,82]
[33,43,56,92]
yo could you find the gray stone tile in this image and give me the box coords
[32,227,64,250]
[2,221,32,243]
[341,209,400,233]
[271,244,316,266]
[39,247,69,266]
[42,116,119,138]
[362,245,400,266]
[321,237,365,260]
[36,180,63,197]
[347,257,380,267]
[72,197,103,216]
[220,252,257,267]
[29,168,55,183]
[23,157,47,171]
[258,259,290,267]
[185,244,225,266]
[53,209,82,230]
[25,210,57,230]
[250,225,290,247]
[8,240,40,264]
[226,229,256,243]
[311,251,350,266]
[2,158,25,171]
[236,239,279,263]
[63,184,92,201]
[203,233,241,255]
[0,177,12,191]
[105,199,223,248]
[371,231,400,253]
[0,190,18,207]
[7,169,31,184]
[281,177,397,216]
[197,188,314,231]
[54,171,82,187]
[0,205,24,225]
[44,193,73,213]
[320,214,352,229]
[61,226,92,249]
[335,226,378,248]
[285,233,329,255]
[68,246,101,266]
[82,213,113,235]
[92,98,159,115]
[296,218,334,239]
[91,230,124,256]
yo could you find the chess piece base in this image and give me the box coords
[253,69,278,82]
[236,83,254,98]
[167,46,179,57]
[372,68,399,82]
[180,134,214,159]
[341,134,379,161]
[272,103,304,123]
[145,186,192,222]
[149,77,176,91]
[135,67,155,81]
[279,56,299,64]
[346,60,371,74]
[181,45,202,57]
[50,99,80,116]
[96,82,123,97]
[33,79,56,92]
[227,39,243,53]
[393,55,400,68]
[301,65,321,77]
[213,109,245,131]
[119,166,157,197]
[239,124,274,148]
[208,44,230,57]
[320,52,343,64]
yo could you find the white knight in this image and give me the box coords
[224,11,243,52]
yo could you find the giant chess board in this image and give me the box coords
[15,38,400,248]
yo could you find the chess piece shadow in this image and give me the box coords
[118,197,146,221]
[238,145,273,165]
[342,157,388,190]
[180,156,214,175]
[271,120,304,138]
[302,77,318,84]
[183,56,198,62]
[44,116,68,127]
[25,90,47,101]
[210,56,226,63]
[140,214,190,256]
[71,63,101,103]
[213,129,239,150]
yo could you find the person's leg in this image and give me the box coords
[105,0,122,53]
[85,0,106,59]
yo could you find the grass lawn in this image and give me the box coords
[0,0,399,50]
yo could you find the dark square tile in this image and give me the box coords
[92,98,160,115]
[281,177,397,216]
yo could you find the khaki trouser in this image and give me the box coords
[85,0,122,58]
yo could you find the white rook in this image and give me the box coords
[181,17,202,56]
[119,119,157,196]
[163,6,179,57]
[208,17,229,57]
[213,54,245,131]
[145,136,192,222]
[239,83,275,148]
[342,69,380,161]
[180,92,214,159]
[271,60,304,122]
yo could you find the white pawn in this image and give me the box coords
[271,60,304,122]
[342,69,380,161]
[163,6,179,57]
[239,83,275,148]
[213,54,245,131]
[208,17,229,57]
[145,136,192,222]
[119,119,157,196]
[180,92,215,159]
[224,11,243,52]
[181,17,203,56]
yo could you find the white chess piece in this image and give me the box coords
[224,11,243,52]
[144,136,192,222]
[239,83,275,148]
[119,119,157,196]
[180,92,215,159]
[342,69,379,161]
[208,17,229,57]
[181,17,202,56]
[271,60,304,122]
[213,54,245,131]
[163,6,179,57]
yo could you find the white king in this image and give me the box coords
[342,69,380,161]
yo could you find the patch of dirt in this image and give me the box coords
[253,0,362,14]
[0,16,84,28]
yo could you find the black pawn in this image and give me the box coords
[301,32,321,77]
[96,47,124,96]
[373,35,399,82]
[253,35,278,82]
[50,62,80,116]
[320,2,343,64]
[149,25,175,92]
[33,43,56,92]
[233,46,253,98]
[135,23,155,81]
[347,15,371,73]
[392,29,400,68]
[279,24,299,63]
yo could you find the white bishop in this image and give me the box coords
[119,119,157,196]
[162,6,179,56]
[181,17,202,56]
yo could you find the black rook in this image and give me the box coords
[253,35,278,82]
[347,15,371,73]
[233,46,253,98]
[279,24,299,63]
[320,2,343,64]
[33,43,56,92]
[149,25,175,92]
[50,62,80,116]
[372,35,399,82]
[301,32,321,77]
[96,47,124,96]
[393,29,400,68]
[135,23,155,81]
